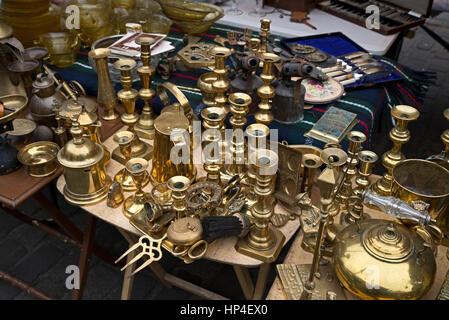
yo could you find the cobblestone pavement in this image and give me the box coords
[1,13,449,300]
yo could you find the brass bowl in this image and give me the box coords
[169,3,224,35]
[392,159,449,238]
[17,141,60,177]
[0,94,28,124]
[158,0,217,22]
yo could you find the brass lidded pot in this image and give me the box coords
[333,219,436,300]
[29,73,66,127]
[57,118,111,206]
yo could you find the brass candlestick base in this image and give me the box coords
[236,149,285,263]
[372,105,419,196]
[123,158,151,219]
[135,37,156,140]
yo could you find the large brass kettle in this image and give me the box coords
[333,219,436,300]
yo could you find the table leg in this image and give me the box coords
[0,269,54,300]
[252,263,271,300]
[72,215,97,300]
[32,190,118,267]
[120,244,137,300]
[233,265,254,300]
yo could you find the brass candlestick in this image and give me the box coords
[299,156,345,300]
[211,47,232,114]
[167,176,191,219]
[135,37,156,140]
[114,131,150,191]
[112,59,153,165]
[301,154,322,198]
[88,48,119,121]
[53,107,67,147]
[201,107,226,184]
[259,19,271,54]
[428,108,449,170]
[354,150,378,197]
[225,92,251,178]
[255,53,280,126]
[372,105,419,196]
[123,158,152,219]
[335,131,366,209]
[236,149,285,263]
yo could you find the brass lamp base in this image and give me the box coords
[235,226,285,263]
[63,176,112,206]
[114,168,150,192]
[112,142,153,165]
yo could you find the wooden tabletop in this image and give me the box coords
[0,104,123,208]
[266,178,449,300]
[56,127,302,268]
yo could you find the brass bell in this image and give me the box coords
[57,117,111,206]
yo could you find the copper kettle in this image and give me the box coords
[29,73,66,127]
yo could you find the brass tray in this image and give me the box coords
[0,94,28,125]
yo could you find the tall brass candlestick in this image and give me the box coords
[372,105,419,196]
[236,149,285,263]
[88,48,119,121]
[255,53,279,126]
[135,37,156,140]
[112,59,153,165]
[201,107,226,184]
[335,131,366,209]
[225,92,251,177]
[211,47,232,114]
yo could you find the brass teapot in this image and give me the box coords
[29,73,66,127]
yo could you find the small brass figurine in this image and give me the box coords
[123,158,152,219]
[112,59,153,165]
[236,149,286,263]
[372,105,419,196]
[135,37,156,140]
[114,131,150,191]
[107,182,124,208]
[255,53,280,126]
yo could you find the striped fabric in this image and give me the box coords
[51,23,404,151]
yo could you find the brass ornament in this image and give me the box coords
[122,158,152,219]
[236,149,286,263]
[372,105,419,196]
[135,37,156,140]
[255,53,280,126]
[177,42,216,68]
[112,59,153,165]
[88,48,119,121]
[107,181,124,208]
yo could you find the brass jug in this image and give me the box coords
[150,106,196,185]
[57,118,111,206]
[29,73,66,127]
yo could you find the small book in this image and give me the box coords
[108,32,167,57]
[304,106,358,144]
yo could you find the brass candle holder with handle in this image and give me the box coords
[255,53,280,126]
[372,105,419,196]
[88,48,119,121]
[112,59,153,165]
[135,36,156,140]
[114,131,150,191]
[123,158,152,219]
[235,149,285,263]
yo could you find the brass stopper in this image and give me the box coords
[372,105,419,196]
[167,176,191,219]
[255,53,280,126]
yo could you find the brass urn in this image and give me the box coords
[57,118,111,206]
[333,219,436,300]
